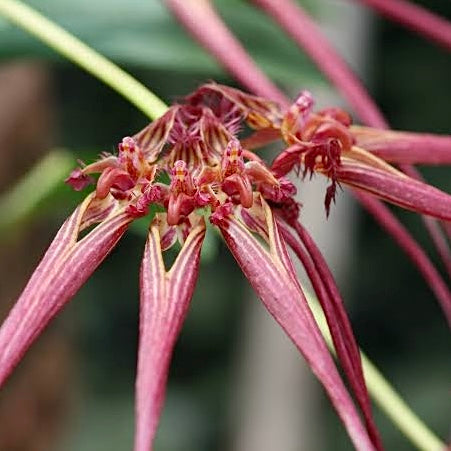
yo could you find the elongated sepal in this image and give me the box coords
[0,197,132,386]
[335,160,451,220]
[217,205,376,451]
[352,126,451,165]
[134,218,205,451]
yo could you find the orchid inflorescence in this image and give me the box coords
[1,80,450,451]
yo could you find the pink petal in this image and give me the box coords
[352,126,451,165]
[218,210,376,451]
[134,219,205,451]
[335,160,451,220]
[0,199,132,386]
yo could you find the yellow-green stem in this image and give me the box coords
[0,0,168,120]
[0,2,445,448]
[305,289,445,451]
[0,148,73,235]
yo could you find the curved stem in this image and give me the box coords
[305,290,445,451]
[0,0,168,120]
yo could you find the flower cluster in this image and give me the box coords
[1,83,451,451]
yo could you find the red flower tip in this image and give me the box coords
[64,168,94,191]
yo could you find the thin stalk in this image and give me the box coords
[0,0,168,120]
[306,290,445,451]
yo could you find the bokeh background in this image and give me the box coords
[0,1,449,450]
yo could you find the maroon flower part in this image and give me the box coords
[2,83,451,450]
[64,167,93,191]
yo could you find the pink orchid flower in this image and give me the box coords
[1,83,451,451]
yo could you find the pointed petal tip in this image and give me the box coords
[0,206,131,388]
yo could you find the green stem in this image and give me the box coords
[304,289,445,451]
[0,0,168,120]
[0,2,444,448]
[0,149,74,235]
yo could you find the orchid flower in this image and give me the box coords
[165,0,451,326]
[1,80,451,450]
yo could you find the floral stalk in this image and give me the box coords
[356,0,451,51]
[306,292,446,451]
[0,1,448,447]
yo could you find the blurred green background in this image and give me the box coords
[0,1,449,450]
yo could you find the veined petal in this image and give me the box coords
[352,126,451,165]
[0,197,132,386]
[218,210,376,451]
[334,159,451,220]
[135,218,205,451]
